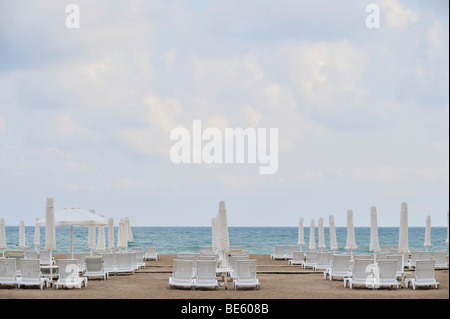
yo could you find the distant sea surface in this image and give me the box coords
[3,226,448,255]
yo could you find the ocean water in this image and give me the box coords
[2,226,448,255]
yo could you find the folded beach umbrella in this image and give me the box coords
[329,215,338,251]
[88,209,97,251]
[34,217,40,250]
[117,218,127,250]
[19,220,26,249]
[398,202,409,254]
[424,215,431,251]
[0,218,7,255]
[308,219,316,251]
[97,215,106,251]
[125,217,133,242]
[108,217,115,250]
[45,198,56,251]
[369,206,381,257]
[345,210,357,257]
[318,218,326,251]
[298,218,305,251]
[217,201,230,253]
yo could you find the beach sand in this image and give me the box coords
[1,254,448,299]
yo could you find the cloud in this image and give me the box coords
[380,0,419,29]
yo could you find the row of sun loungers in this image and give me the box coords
[168,248,260,291]
[277,246,447,290]
[0,247,160,290]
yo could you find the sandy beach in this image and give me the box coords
[1,254,448,300]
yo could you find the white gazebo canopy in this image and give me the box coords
[37,206,108,258]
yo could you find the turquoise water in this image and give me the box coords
[3,226,448,255]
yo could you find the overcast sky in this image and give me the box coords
[0,0,448,227]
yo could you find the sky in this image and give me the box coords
[0,0,448,227]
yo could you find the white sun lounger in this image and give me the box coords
[345,259,375,289]
[17,259,49,289]
[286,246,298,260]
[324,254,352,281]
[303,251,319,269]
[100,253,116,274]
[169,259,195,289]
[288,251,305,266]
[233,259,260,290]
[39,249,55,266]
[0,258,18,287]
[84,256,108,280]
[271,245,286,260]
[55,259,87,289]
[144,247,160,261]
[374,260,401,289]
[115,252,135,275]
[194,260,218,290]
[405,260,440,290]
[314,252,333,271]
[433,250,449,269]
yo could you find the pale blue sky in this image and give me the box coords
[0,0,448,227]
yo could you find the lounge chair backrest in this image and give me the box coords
[230,255,249,271]
[305,251,319,263]
[172,259,194,282]
[20,258,41,281]
[116,252,132,268]
[8,253,24,273]
[57,259,80,282]
[318,252,333,266]
[24,251,38,259]
[0,258,16,280]
[418,251,432,261]
[292,251,305,261]
[433,251,447,266]
[236,259,257,281]
[85,256,103,272]
[39,250,52,264]
[129,251,138,268]
[352,259,374,281]
[196,260,216,284]
[287,246,297,257]
[387,255,404,273]
[415,260,435,284]
[377,260,397,281]
[275,245,285,255]
[332,254,351,271]
[100,253,115,270]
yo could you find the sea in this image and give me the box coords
[3,226,449,255]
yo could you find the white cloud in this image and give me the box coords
[0,145,90,174]
[280,40,369,115]
[380,0,419,29]
[163,49,177,70]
